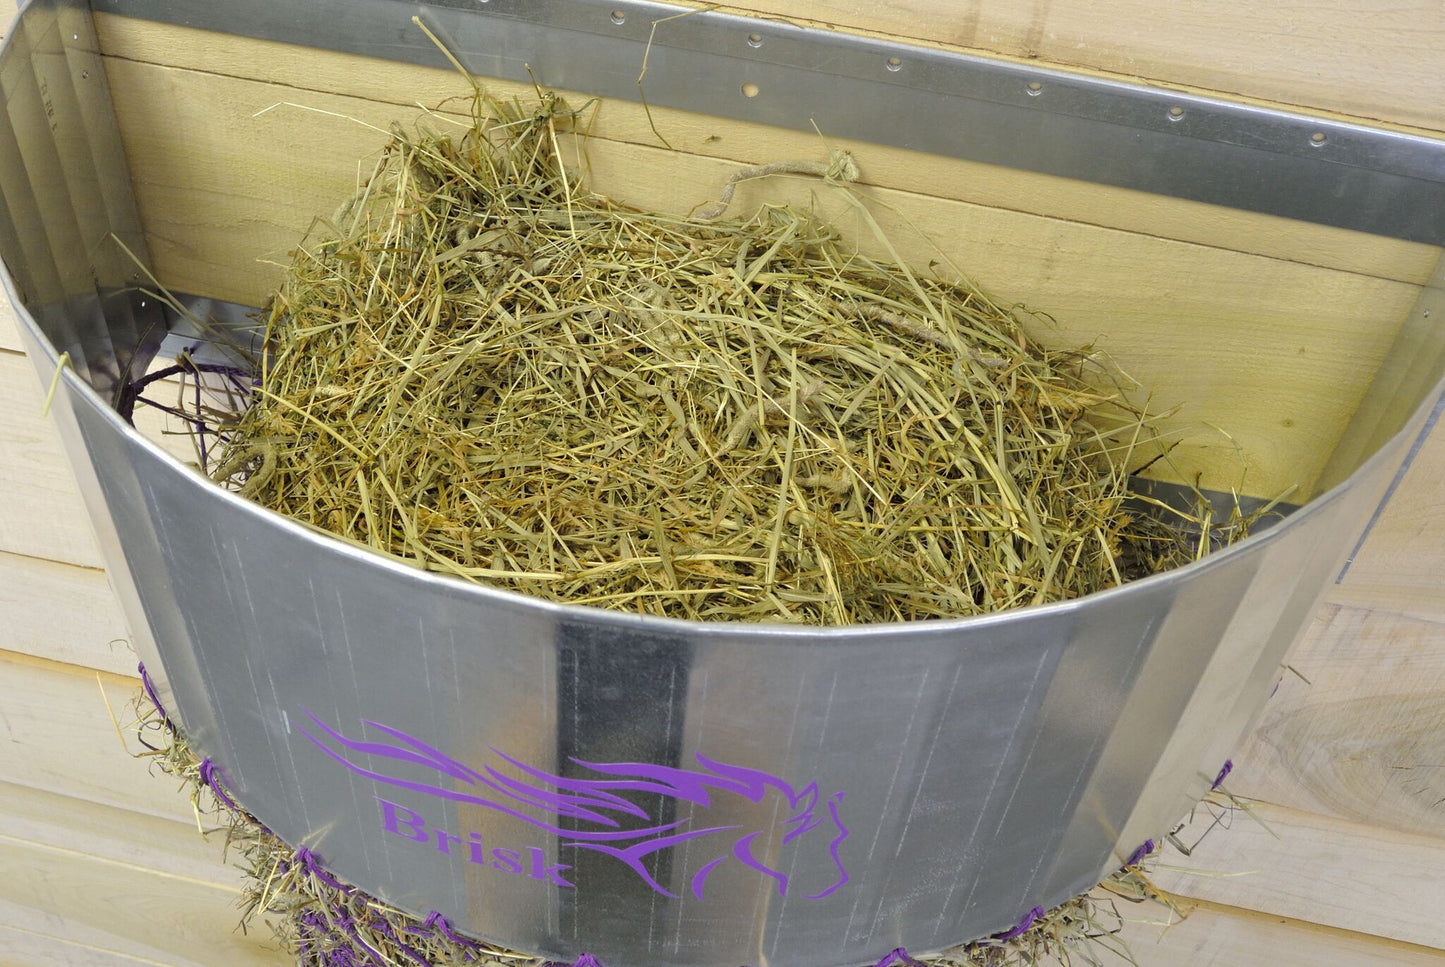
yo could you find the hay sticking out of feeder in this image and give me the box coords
[129,679,1193,967]
[211,90,1229,624]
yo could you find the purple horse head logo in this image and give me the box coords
[298,710,850,901]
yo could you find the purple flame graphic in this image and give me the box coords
[298,709,849,901]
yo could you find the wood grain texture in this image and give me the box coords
[1122,899,1445,967]
[0,296,19,351]
[91,14,1441,285]
[1149,800,1445,950]
[0,550,136,676]
[0,653,285,967]
[0,690,287,967]
[1228,599,1445,840]
[0,781,250,902]
[100,57,1425,498]
[0,298,194,570]
[0,651,192,822]
[1226,407,1445,837]
[0,841,286,967]
[719,1,1445,133]
[0,927,171,967]
[0,349,106,569]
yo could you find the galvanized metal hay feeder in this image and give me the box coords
[4,1,1444,964]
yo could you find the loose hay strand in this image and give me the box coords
[203,88,1242,625]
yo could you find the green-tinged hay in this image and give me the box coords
[127,682,1196,967]
[210,91,1237,624]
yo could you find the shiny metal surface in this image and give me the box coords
[5,2,1445,964]
[1320,255,1445,493]
[97,0,1445,244]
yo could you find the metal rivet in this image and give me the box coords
[610,9,625,24]
[741,82,760,98]
[747,33,763,48]
[1168,106,1185,121]
[886,57,902,72]
[1026,80,1043,96]
[1310,131,1327,146]
[81,70,89,79]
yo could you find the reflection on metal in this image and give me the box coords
[0,0,163,395]
[1319,251,1445,494]
[96,0,1445,244]
[4,2,1445,965]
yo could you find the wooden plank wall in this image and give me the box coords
[1,2,1443,964]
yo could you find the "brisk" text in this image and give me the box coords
[377,797,574,887]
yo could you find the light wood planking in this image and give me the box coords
[719,1,1445,134]
[0,926,167,967]
[1227,599,1445,840]
[1149,800,1445,950]
[0,843,286,967]
[0,651,195,823]
[1226,408,1445,837]
[1121,899,1445,967]
[0,349,106,569]
[0,299,19,350]
[0,657,287,966]
[0,330,197,570]
[0,714,286,967]
[0,550,136,677]
[100,56,1425,498]
[89,15,1442,285]
[0,781,252,902]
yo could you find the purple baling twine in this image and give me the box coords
[328,900,386,967]
[994,905,1046,941]
[197,757,238,812]
[136,661,173,730]
[117,356,255,474]
[873,947,925,967]
[1125,838,1155,867]
[296,846,352,894]
[1210,759,1234,791]
[546,956,604,967]
[422,911,485,956]
[372,919,431,967]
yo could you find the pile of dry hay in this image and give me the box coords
[128,679,1189,967]
[211,89,1218,624]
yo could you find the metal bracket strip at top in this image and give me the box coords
[92,0,1445,245]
